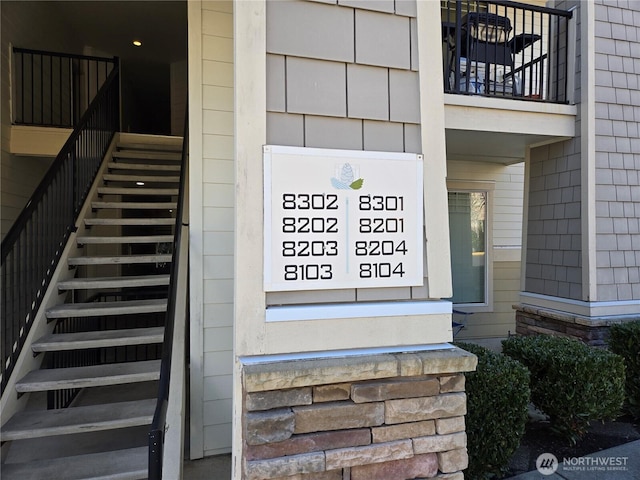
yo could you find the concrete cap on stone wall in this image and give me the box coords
[243,346,477,393]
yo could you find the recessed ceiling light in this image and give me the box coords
[133,40,142,47]
[136,181,145,186]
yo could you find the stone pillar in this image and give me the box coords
[241,347,477,480]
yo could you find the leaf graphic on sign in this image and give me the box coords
[350,178,364,190]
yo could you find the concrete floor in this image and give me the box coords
[183,454,232,479]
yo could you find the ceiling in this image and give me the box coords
[52,1,187,64]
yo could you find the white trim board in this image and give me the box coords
[240,343,455,365]
[520,292,640,318]
[266,300,452,322]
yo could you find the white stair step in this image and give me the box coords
[58,274,170,290]
[84,217,175,226]
[118,142,182,152]
[68,254,172,266]
[92,201,177,210]
[98,186,179,196]
[32,327,165,352]
[0,446,148,479]
[46,298,167,319]
[107,161,180,171]
[103,173,180,183]
[112,150,181,161]
[15,360,161,392]
[0,399,156,441]
[77,235,174,245]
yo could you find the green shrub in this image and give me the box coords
[608,321,640,420]
[502,335,625,445]
[456,342,530,480]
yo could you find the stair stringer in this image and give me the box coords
[0,135,120,427]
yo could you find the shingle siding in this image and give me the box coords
[265,0,422,307]
[526,140,583,300]
[593,0,640,301]
[265,0,420,149]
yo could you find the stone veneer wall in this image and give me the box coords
[241,348,477,480]
[515,304,640,347]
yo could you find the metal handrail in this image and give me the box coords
[443,0,573,102]
[1,64,120,394]
[12,47,117,127]
[148,115,189,479]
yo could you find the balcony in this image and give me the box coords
[441,0,577,164]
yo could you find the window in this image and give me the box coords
[447,189,491,308]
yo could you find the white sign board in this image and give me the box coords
[264,145,424,292]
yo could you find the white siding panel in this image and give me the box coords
[204,255,235,280]
[203,134,234,159]
[203,207,234,231]
[203,183,234,207]
[204,350,234,377]
[204,159,234,183]
[204,303,234,328]
[198,0,234,455]
[204,423,233,455]
[204,398,234,426]
[204,374,233,401]
[203,35,233,63]
[204,279,234,304]
[204,110,234,135]
[203,85,234,111]
[203,232,234,255]
[205,326,234,352]
[203,60,234,87]
[203,10,233,38]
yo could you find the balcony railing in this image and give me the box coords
[1,64,120,394]
[12,47,117,128]
[442,0,573,103]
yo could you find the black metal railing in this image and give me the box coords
[149,117,189,479]
[442,0,573,102]
[1,64,120,394]
[12,47,117,127]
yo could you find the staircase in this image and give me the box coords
[0,135,183,479]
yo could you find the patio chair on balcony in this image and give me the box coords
[447,12,541,96]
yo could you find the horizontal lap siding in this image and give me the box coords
[201,0,234,456]
[448,161,524,338]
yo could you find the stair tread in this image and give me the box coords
[113,150,181,161]
[0,399,156,441]
[68,254,172,266]
[32,327,165,352]
[77,235,174,245]
[92,201,178,209]
[58,274,170,290]
[46,298,167,318]
[107,162,180,171]
[15,360,161,392]
[0,446,148,479]
[84,218,175,226]
[98,186,179,195]
[117,141,182,152]
[103,173,180,183]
